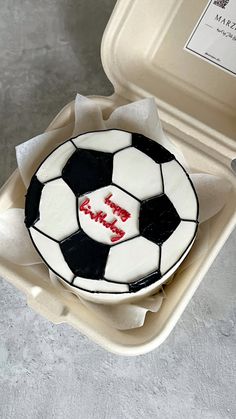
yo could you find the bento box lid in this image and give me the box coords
[101,0,236,142]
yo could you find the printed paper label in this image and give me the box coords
[185,0,236,76]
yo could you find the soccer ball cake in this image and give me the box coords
[25,130,199,303]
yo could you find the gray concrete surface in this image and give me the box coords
[0,1,235,418]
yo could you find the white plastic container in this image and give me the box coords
[0,0,235,355]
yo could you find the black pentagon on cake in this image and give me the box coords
[60,230,110,279]
[129,270,162,293]
[62,148,113,196]
[132,133,174,164]
[25,175,44,228]
[139,195,181,245]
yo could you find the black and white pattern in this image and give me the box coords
[213,0,229,9]
[25,129,199,296]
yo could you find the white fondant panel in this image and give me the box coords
[35,178,78,241]
[72,130,132,153]
[29,227,74,282]
[78,185,140,245]
[162,160,198,220]
[73,277,129,293]
[112,148,163,200]
[105,236,159,283]
[160,221,196,275]
[36,141,76,183]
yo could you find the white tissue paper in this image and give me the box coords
[0,94,232,330]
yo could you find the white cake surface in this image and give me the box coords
[113,147,163,200]
[73,277,129,293]
[105,237,160,283]
[35,178,78,241]
[37,141,76,183]
[160,221,197,275]
[162,160,198,220]
[72,129,132,153]
[78,185,140,245]
[29,227,74,282]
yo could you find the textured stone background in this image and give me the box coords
[0,1,235,418]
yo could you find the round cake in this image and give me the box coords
[25,129,199,303]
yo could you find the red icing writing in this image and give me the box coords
[80,198,125,243]
[104,194,131,222]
